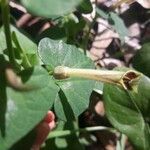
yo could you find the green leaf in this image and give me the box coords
[62,14,86,44]
[0,26,37,54]
[38,26,67,42]
[38,14,86,45]
[132,42,150,77]
[0,26,39,66]
[104,74,150,150]
[0,27,7,53]
[93,81,103,95]
[55,79,95,121]
[9,129,35,150]
[38,38,93,70]
[21,0,82,18]
[109,12,128,43]
[54,90,74,121]
[96,8,128,43]
[77,0,93,14]
[0,66,59,150]
[38,38,95,120]
[96,8,109,20]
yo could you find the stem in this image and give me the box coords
[1,0,15,65]
[82,21,94,55]
[48,126,115,139]
[54,66,141,90]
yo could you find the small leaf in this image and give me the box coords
[38,38,95,120]
[109,12,128,43]
[96,8,128,43]
[77,0,93,14]
[132,42,150,77]
[21,0,82,18]
[104,74,150,149]
[0,66,59,150]
[96,8,109,20]
[62,14,86,44]
[38,26,67,42]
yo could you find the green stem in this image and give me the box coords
[82,21,94,55]
[48,126,115,139]
[1,0,15,66]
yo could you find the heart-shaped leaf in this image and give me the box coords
[104,74,150,149]
[21,0,82,18]
[38,38,95,120]
[0,66,59,150]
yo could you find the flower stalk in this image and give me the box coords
[54,66,141,90]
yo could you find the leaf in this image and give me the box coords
[0,27,7,53]
[93,81,103,95]
[38,38,94,70]
[0,66,59,150]
[9,129,35,150]
[21,0,82,18]
[132,42,150,77]
[55,78,95,121]
[62,14,86,44]
[109,12,128,43]
[38,26,67,42]
[38,38,95,120]
[0,25,37,54]
[96,8,128,43]
[77,0,93,14]
[54,90,74,121]
[96,8,110,20]
[104,74,150,150]
[0,26,39,66]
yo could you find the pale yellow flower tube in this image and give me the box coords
[54,66,141,90]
